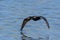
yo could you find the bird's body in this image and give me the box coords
[20,16,50,31]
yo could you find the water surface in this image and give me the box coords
[0,0,60,40]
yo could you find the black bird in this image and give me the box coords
[20,16,50,31]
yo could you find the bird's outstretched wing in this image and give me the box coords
[40,16,50,29]
[20,17,32,31]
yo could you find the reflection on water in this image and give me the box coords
[20,31,49,40]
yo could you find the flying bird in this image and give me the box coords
[20,16,50,31]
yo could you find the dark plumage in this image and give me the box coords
[20,16,50,31]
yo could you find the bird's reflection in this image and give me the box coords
[20,31,49,40]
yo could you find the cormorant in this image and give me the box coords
[20,16,50,31]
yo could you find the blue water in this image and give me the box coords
[0,0,60,40]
